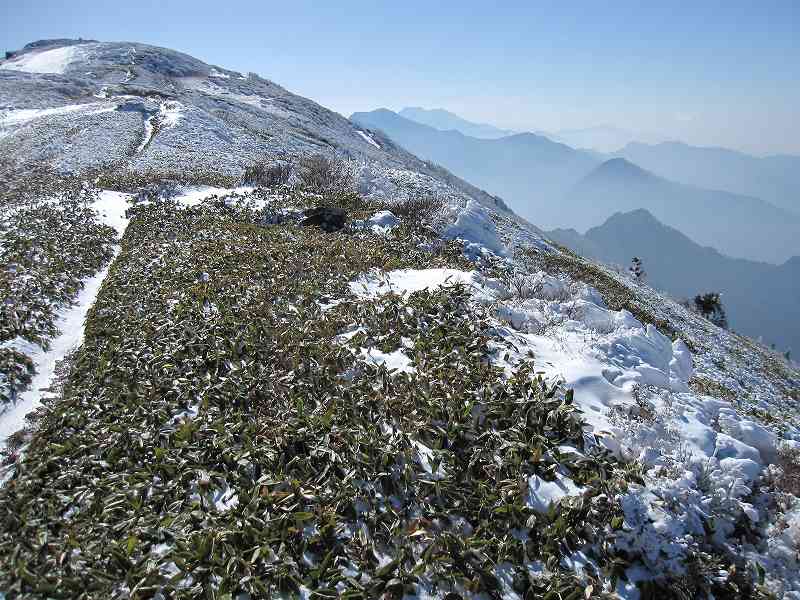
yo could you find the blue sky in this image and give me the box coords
[1,0,798,155]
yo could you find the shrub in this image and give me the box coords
[298,154,357,195]
[629,256,646,281]
[694,292,728,329]
[134,180,180,203]
[388,195,447,225]
[242,162,292,187]
[775,447,800,496]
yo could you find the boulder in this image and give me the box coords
[301,207,346,232]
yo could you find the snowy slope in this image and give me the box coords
[0,39,509,220]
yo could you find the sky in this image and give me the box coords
[1,0,798,155]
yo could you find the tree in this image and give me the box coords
[629,256,646,281]
[694,292,728,329]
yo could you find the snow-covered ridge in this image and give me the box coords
[0,39,513,222]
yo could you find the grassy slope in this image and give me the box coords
[0,189,782,599]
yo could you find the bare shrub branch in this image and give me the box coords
[298,154,357,195]
[242,162,292,187]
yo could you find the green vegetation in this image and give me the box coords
[0,186,786,599]
[0,175,117,406]
[0,194,630,598]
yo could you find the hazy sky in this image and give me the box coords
[2,0,798,155]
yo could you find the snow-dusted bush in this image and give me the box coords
[133,179,180,203]
[241,161,292,188]
[694,292,729,329]
[385,194,447,225]
[297,153,357,195]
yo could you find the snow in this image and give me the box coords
[348,259,800,592]
[159,100,184,128]
[94,190,132,235]
[0,45,79,74]
[0,103,117,130]
[443,199,508,257]
[360,347,414,373]
[0,190,130,451]
[136,101,184,153]
[527,473,586,512]
[172,186,254,207]
[349,268,480,299]
[352,210,399,235]
[0,264,109,449]
[356,129,381,149]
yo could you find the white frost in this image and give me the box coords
[0,103,117,131]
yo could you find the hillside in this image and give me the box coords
[0,40,508,217]
[564,159,800,264]
[350,108,600,229]
[547,209,800,352]
[1,39,800,599]
[617,142,800,216]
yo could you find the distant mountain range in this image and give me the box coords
[616,141,800,216]
[397,109,800,216]
[351,108,800,264]
[547,209,800,352]
[398,107,666,152]
[545,125,666,153]
[351,108,598,227]
[564,158,800,264]
[398,107,516,139]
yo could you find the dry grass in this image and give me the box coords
[298,154,357,195]
[241,162,292,187]
[384,195,447,225]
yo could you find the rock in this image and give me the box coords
[301,207,346,232]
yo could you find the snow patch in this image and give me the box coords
[0,103,117,131]
[1,45,79,74]
[350,268,479,299]
[0,264,110,449]
[443,199,507,257]
[527,473,586,512]
[356,130,381,149]
[136,101,184,153]
[352,210,399,235]
[360,347,414,373]
[0,191,130,451]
